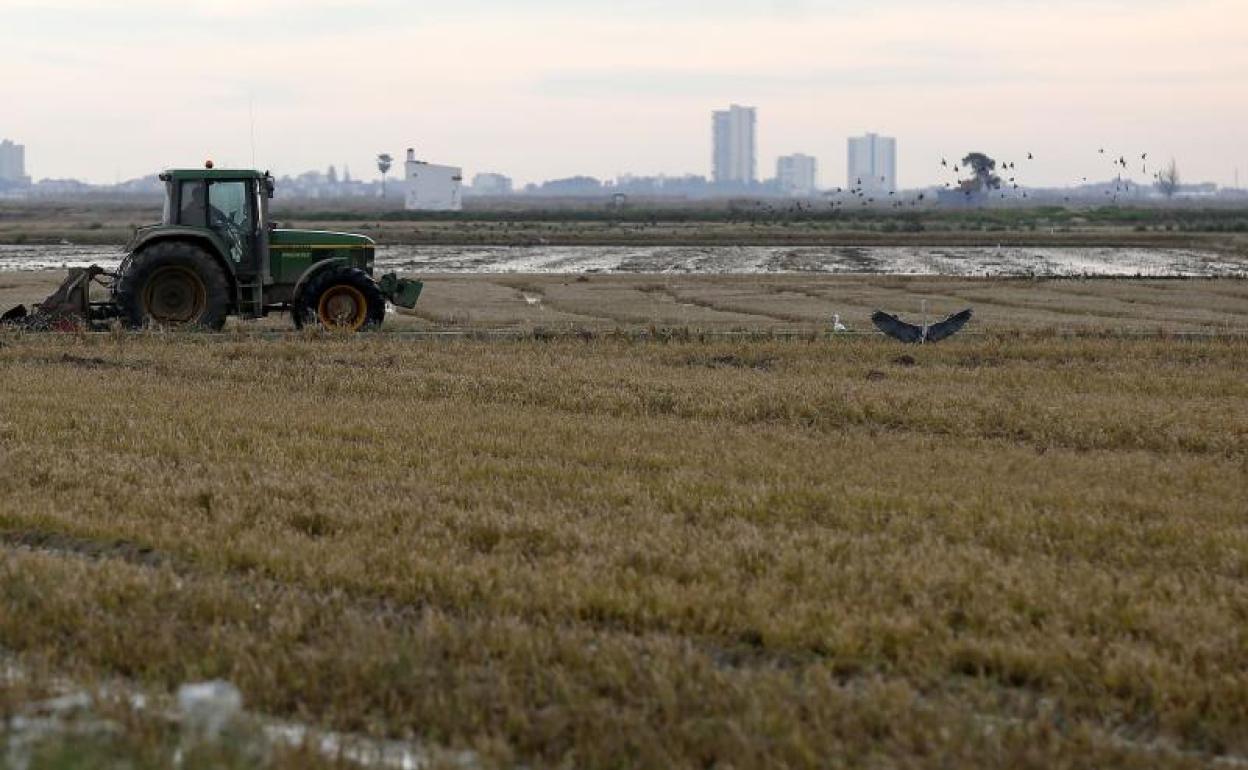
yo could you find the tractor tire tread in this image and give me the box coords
[114,241,230,330]
[291,266,385,331]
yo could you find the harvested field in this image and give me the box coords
[1,328,1246,767]
[3,270,1248,336]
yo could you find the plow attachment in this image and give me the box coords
[1,266,120,331]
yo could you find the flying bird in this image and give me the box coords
[871,308,974,344]
[1027,152,1034,160]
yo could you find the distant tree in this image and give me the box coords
[1156,159,1180,199]
[377,153,394,197]
[326,165,338,185]
[959,153,1002,194]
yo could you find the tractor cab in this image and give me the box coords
[159,168,274,287]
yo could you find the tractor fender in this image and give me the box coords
[290,259,367,305]
[125,229,239,289]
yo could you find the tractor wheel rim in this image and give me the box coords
[143,266,207,324]
[317,285,367,330]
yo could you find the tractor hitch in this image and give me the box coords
[378,272,423,309]
[1,265,120,331]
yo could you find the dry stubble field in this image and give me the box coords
[1,279,1247,768]
[4,270,1248,335]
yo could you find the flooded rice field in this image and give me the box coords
[1,243,1244,277]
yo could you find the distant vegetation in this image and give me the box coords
[266,205,1248,242]
[2,200,1248,249]
[283,204,1248,230]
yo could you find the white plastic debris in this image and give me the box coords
[176,680,243,739]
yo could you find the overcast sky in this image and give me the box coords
[3,0,1246,188]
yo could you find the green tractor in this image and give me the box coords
[3,165,422,331]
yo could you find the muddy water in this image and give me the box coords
[1,243,1243,277]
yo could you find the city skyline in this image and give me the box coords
[6,104,1233,199]
[2,0,1246,188]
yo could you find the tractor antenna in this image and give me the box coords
[248,94,257,168]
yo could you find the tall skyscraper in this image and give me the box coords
[712,105,757,185]
[776,154,817,196]
[847,133,896,194]
[0,139,27,184]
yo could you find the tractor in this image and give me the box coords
[2,164,422,331]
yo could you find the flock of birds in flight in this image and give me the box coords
[770,145,1162,213]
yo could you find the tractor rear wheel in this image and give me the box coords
[291,267,385,332]
[114,241,230,330]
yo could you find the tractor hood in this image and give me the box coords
[269,229,375,249]
[268,229,377,285]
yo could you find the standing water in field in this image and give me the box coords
[0,243,1243,277]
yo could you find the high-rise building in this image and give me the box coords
[712,105,757,185]
[847,133,896,194]
[0,139,28,184]
[776,154,817,196]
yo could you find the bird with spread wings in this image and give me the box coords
[871,308,974,343]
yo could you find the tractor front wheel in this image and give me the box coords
[114,241,230,330]
[292,267,385,332]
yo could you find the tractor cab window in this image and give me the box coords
[178,181,208,227]
[208,181,253,264]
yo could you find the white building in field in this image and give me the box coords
[776,153,817,196]
[404,148,462,211]
[847,133,896,194]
